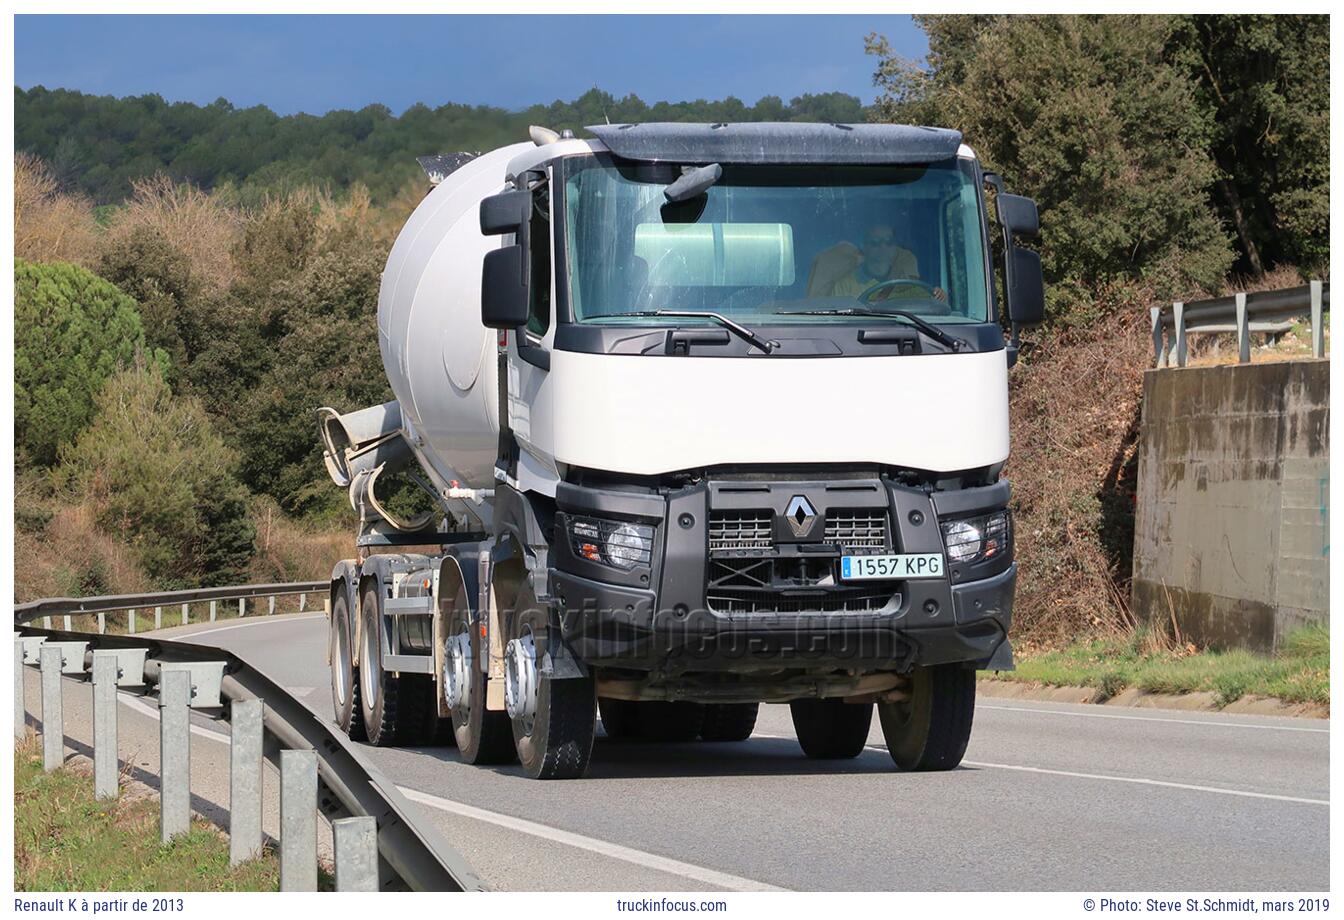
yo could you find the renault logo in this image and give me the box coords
[784,495,817,537]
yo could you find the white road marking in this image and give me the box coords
[397,786,786,892]
[164,613,325,640]
[959,757,1329,807]
[119,693,232,744]
[977,703,1330,734]
[754,732,1327,806]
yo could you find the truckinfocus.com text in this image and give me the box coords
[615,899,729,912]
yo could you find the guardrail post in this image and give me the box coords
[240,598,246,618]
[333,816,379,891]
[1150,306,1166,367]
[229,699,263,865]
[280,749,318,891]
[92,651,119,799]
[1235,292,1250,364]
[15,637,26,741]
[154,606,163,630]
[43,616,51,630]
[210,600,217,623]
[40,645,63,771]
[98,612,106,635]
[1173,301,1187,367]
[63,614,72,632]
[159,669,191,843]
[182,603,189,626]
[268,596,276,617]
[300,593,307,612]
[1311,279,1324,358]
[128,608,136,634]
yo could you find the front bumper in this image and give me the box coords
[550,476,1015,674]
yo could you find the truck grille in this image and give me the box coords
[706,556,896,615]
[708,511,773,551]
[824,510,888,552]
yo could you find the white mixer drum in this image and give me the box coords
[377,142,532,492]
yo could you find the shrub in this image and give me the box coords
[14,259,157,466]
[14,153,99,266]
[54,362,255,587]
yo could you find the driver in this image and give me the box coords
[808,223,947,302]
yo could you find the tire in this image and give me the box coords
[506,579,596,779]
[358,581,399,746]
[790,699,873,759]
[329,591,365,741]
[637,702,705,742]
[396,674,454,747]
[447,577,515,764]
[699,703,759,742]
[878,664,976,771]
[598,697,640,740]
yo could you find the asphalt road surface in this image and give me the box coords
[129,613,1328,891]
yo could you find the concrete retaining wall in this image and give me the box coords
[1131,360,1329,652]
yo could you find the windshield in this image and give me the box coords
[561,155,990,325]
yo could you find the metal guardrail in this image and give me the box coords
[1150,280,1328,368]
[14,583,481,892]
[16,580,329,632]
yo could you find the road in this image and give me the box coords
[91,613,1333,890]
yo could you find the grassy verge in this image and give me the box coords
[986,626,1329,708]
[14,737,293,891]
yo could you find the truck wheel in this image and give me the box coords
[637,702,705,742]
[598,697,640,740]
[330,591,365,741]
[700,703,758,742]
[396,675,454,746]
[790,699,872,759]
[505,582,596,779]
[446,579,514,764]
[358,582,399,746]
[878,664,975,771]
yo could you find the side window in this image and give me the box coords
[527,185,551,337]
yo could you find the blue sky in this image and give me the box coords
[15,15,927,115]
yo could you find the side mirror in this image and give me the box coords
[480,190,530,235]
[995,192,1045,329]
[997,194,1039,239]
[1007,246,1045,327]
[481,246,528,329]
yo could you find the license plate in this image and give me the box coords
[841,553,944,581]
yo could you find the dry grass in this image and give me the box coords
[14,153,100,266]
[1007,303,1152,644]
[248,496,352,583]
[14,483,154,604]
[101,173,242,295]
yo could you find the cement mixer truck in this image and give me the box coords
[319,122,1045,779]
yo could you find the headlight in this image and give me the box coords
[940,510,1010,565]
[567,516,654,570]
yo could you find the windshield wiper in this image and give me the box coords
[776,307,963,352]
[594,310,779,354]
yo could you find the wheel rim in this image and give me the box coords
[504,628,539,729]
[334,611,350,708]
[360,605,379,704]
[443,628,472,711]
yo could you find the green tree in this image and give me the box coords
[869,15,1234,320]
[14,259,157,466]
[1167,15,1329,274]
[54,362,256,587]
[97,225,210,382]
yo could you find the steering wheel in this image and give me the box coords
[860,277,942,303]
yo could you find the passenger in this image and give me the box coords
[807,223,947,303]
